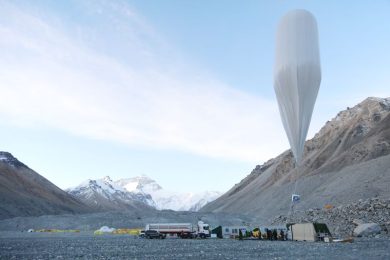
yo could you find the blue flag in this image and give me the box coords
[291,194,300,203]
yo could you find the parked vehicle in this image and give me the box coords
[144,230,166,239]
[145,221,210,239]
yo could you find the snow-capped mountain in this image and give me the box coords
[66,176,154,211]
[115,175,222,211]
[67,175,221,211]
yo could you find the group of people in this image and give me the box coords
[251,228,287,241]
[264,228,286,241]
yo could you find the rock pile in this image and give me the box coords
[271,197,390,238]
[353,223,381,237]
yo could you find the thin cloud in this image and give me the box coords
[0,1,286,163]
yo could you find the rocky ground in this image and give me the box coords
[0,232,390,259]
[271,198,390,238]
[0,210,254,232]
[1,197,389,240]
[1,198,389,259]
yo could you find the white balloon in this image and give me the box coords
[274,9,321,164]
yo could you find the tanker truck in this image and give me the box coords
[144,221,210,239]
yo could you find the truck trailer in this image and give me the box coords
[145,221,210,238]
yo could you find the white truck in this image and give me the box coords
[144,221,210,239]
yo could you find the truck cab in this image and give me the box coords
[197,221,210,238]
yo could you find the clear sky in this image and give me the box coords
[0,0,389,193]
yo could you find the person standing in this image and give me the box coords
[272,229,277,241]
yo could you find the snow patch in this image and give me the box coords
[123,182,138,192]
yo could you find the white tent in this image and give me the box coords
[289,223,332,242]
[290,223,317,242]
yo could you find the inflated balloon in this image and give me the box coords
[274,9,321,164]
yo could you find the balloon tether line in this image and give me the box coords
[286,158,301,224]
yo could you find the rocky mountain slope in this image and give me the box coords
[201,97,390,222]
[0,152,92,220]
[68,175,221,211]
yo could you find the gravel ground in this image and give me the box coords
[1,232,390,259]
